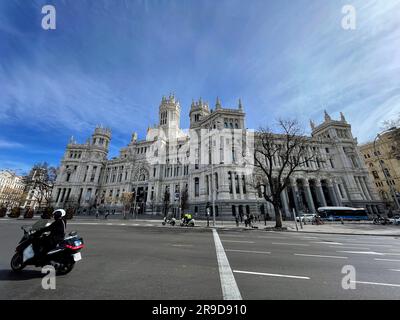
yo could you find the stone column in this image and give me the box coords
[315,181,327,207]
[238,173,244,199]
[290,179,301,213]
[327,180,339,206]
[354,176,366,200]
[303,182,316,213]
[333,183,343,206]
[280,188,290,217]
[360,177,372,200]
[231,172,237,199]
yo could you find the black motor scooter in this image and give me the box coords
[10,220,84,275]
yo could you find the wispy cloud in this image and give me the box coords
[0,139,23,148]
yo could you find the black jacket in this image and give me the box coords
[41,219,66,242]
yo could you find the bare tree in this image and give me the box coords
[253,119,321,228]
[121,192,134,219]
[23,162,57,210]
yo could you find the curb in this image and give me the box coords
[285,230,400,237]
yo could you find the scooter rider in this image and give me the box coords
[33,209,67,259]
[183,213,192,224]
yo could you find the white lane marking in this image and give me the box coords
[313,241,343,245]
[389,269,400,272]
[294,254,348,259]
[374,258,400,262]
[233,270,310,280]
[329,246,371,250]
[220,234,246,238]
[337,251,385,256]
[351,281,400,288]
[212,229,242,300]
[257,236,290,239]
[172,244,193,247]
[225,249,271,255]
[341,243,393,247]
[271,242,309,246]
[222,240,255,244]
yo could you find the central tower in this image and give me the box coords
[159,94,181,137]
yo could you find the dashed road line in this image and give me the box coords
[271,242,309,246]
[225,249,271,255]
[374,258,400,262]
[221,240,255,244]
[294,253,348,259]
[233,270,310,280]
[351,281,400,288]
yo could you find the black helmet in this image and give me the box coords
[52,209,66,219]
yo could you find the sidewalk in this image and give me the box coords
[2,215,400,236]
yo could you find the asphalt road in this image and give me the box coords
[1,219,400,300]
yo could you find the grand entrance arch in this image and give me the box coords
[132,166,150,214]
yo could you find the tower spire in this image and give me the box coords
[215,97,221,109]
[324,110,331,122]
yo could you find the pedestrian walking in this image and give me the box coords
[105,210,110,220]
[243,213,249,227]
[206,207,210,227]
[235,213,239,227]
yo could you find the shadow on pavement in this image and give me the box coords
[0,269,43,281]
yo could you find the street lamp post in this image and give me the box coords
[374,127,400,212]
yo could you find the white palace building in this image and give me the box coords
[52,95,384,218]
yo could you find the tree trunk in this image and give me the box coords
[274,204,282,228]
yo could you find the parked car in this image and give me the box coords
[296,214,316,222]
[388,215,400,225]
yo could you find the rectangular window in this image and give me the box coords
[78,189,83,203]
[235,173,239,194]
[372,171,379,180]
[228,172,233,194]
[194,178,199,197]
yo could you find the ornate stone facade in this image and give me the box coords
[52,95,384,218]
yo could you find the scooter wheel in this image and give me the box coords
[56,261,75,275]
[171,221,175,226]
[10,253,25,272]
[162,222,166,225]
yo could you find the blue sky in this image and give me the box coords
[1,0,400,174]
